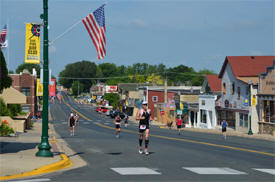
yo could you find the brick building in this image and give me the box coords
[10,70,37,116]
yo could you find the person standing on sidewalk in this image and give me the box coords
[176,116,183,135]
[114,113,122,138]
[136,101,152,155]
[68,112,76,136]
[221,119,228,140]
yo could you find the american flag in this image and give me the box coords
[0,24,7,43]
[82,5,106,60]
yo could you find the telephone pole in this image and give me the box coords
[36,0,53,157]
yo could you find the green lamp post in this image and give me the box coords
[36,0,53,157]
[248,80,253,135]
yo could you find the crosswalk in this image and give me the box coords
[7,168,274,182]
[110,167,275,176]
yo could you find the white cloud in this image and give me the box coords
[250,50,263,56]
[131,19,150,28]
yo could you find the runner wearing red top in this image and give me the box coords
[176,116,182,135]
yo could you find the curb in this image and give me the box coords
[0,154,72,181]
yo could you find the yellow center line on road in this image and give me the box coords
[63,99,275,157]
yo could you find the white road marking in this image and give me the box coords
[111,167,161,175]
[83,122,90,124]
[9,178,51,182]
[62,122,67,124]
[183,167,247,175]
[253,168,275,175]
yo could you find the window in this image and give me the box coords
[21,87,31,96]
[200,109,207,123]
[202,100,205,105]
[223,83,226,94]
[232,82,235,95]
[152,96,158,102]
[21,105,31,112]
[237,87,241,100]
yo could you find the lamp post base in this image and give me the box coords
[36,138,53,157]
[248,129,253,135]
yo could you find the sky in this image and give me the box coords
[0,0,274,77]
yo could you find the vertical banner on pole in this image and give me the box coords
[37,78,43,96]
[49,79,56,96]
[25,23,40,64]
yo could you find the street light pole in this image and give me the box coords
[36,0,53,157]
[248,80,253,135]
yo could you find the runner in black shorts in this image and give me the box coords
[114,113,122,138]
[136,101,152,155]
[68,112,75,136]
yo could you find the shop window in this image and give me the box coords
[232,82,235,95]
[237,87,241,100]
[152,96,158,102]
[21,87,31,96]
[223,83,226,94]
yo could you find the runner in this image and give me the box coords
[124,113,128,128]
[68,112,76,136]
[114,113,122,138]
[136,101,152,155]
[74,113,79,126]
[176,116,182,135]
[221,119,228,140]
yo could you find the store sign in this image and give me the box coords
[105,85,118,93]
[260,69,275,94]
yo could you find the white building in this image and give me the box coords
[216,56,275,133]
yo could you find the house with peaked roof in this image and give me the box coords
[201,75,222,95]
[258,60,275,134]
[216,56,275,133]
[198,75,222,129]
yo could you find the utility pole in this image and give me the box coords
[164,72,168,104]
[78,81,80,96]
[36,0,53,157]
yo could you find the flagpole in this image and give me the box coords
[7,19,10,71]
[49,19,82,45]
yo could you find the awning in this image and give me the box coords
[0,87,27,104]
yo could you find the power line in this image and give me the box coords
[58,71,212,80]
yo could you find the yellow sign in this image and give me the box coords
[251,95,257,106]
[25,23,40,64]
[37,79,43,96]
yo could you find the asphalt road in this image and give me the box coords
[39,93,274,182]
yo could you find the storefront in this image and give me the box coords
[258,61,275,134]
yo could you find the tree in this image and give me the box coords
[0,49,12,93]
[71,81,84,96]
[58,60,97,92]
[104,93,120,109]
[147,73,164,85]
[191,69,216,86]
[16,63,41,76]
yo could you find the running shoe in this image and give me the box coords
[145,149,149,155]
[139,149,143,154]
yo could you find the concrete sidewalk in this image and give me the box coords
[0,118,86,181]
[129,116,275,141]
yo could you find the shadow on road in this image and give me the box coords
[0,142,39,154]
